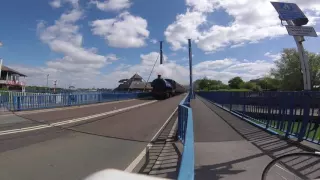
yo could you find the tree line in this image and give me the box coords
[195,48,320,91]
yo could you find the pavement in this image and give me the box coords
[0,95,184,180]
[192,96,320,180]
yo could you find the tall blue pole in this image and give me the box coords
[188,39,193,99]
[160,41,163,64]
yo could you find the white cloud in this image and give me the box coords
[90,0,131,12]
[100,52,190,87]
[186,0,219,13]
[13,51,275,88]
[91,12,149,48]
[38,9,110,70]
[165,10,206,51]
[265,52,281,61]
[24,3,121,88]
[193,59,275,82]
[50,0,62,8]
[49,0,79,8]
[225,60,274,75]
[197,25,287,52]
[140,52,162,65]
[165,0,320,52]
[150,39,157,44]
[115,64,132,71]
[194,58,235,70]
[49,40,107,64]
[105,55,274,88]
[106,54,119,61]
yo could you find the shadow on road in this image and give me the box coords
[195,99,320,180]
[138,116,182,179]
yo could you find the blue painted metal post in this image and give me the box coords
[98,93,102,103]
[188,39,193,100]
[286,97,295,138]
[298,92,311,141]
[229,92,232,111]
[68,94,71,106]
[12,96,16,111]
[17,96,21,111]
[178,105,182,140]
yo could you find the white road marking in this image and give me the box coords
[124,107,178,172]
[0,99,137,117]
[0,100,157,136]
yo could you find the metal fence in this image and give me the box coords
[0,91,53,112]
[177,93,194,180]
[6,92,150,111]
[198,91,320,144]
[0,95,10,112]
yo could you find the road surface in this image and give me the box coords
[0,95,184,180]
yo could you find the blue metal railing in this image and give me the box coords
[0,95,10,111]
[178,93,194,180]
[198,91,320,144]
[8,92,150,111]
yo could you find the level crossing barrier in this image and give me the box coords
[177,93,194,180]
[8,92,150,111]
[197,91,320,144]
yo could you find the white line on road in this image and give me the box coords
[0,100,158,136]
[124,107,178,172]
[0,99,137,117]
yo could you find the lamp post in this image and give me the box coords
[54,80,57,93]
[0,42,3,82]
[46,74,49,93]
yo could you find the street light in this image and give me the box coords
[46,74,49,93]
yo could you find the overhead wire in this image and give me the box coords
[143,54,160,92]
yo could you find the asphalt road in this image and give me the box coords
[0,99,153,131]
[0,95,184,180]
[193,96,319,180]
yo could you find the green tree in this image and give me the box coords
[256,77,280,90]
[228,77,244,89]
[198,78,210,90]
[271,49,320,91]
[196,78,229,91]
[241,82,256,90]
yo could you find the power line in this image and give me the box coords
[143,54,160,92]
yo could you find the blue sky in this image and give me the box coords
[0,0,319,88]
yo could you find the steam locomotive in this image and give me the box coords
[151,75,186,100]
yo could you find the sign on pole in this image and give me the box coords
[271,2,316,90]
[271,2,307,20]
[285,26,318,37]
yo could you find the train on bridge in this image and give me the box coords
[151,75,186,100]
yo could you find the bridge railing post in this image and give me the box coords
[285,92,295,138]
[298,91,311,141]
[178,105,182,140]
[266,92,271,129]
[17,96,21,111]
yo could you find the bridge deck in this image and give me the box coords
[0,95,184,180]
[192,97,314,180]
